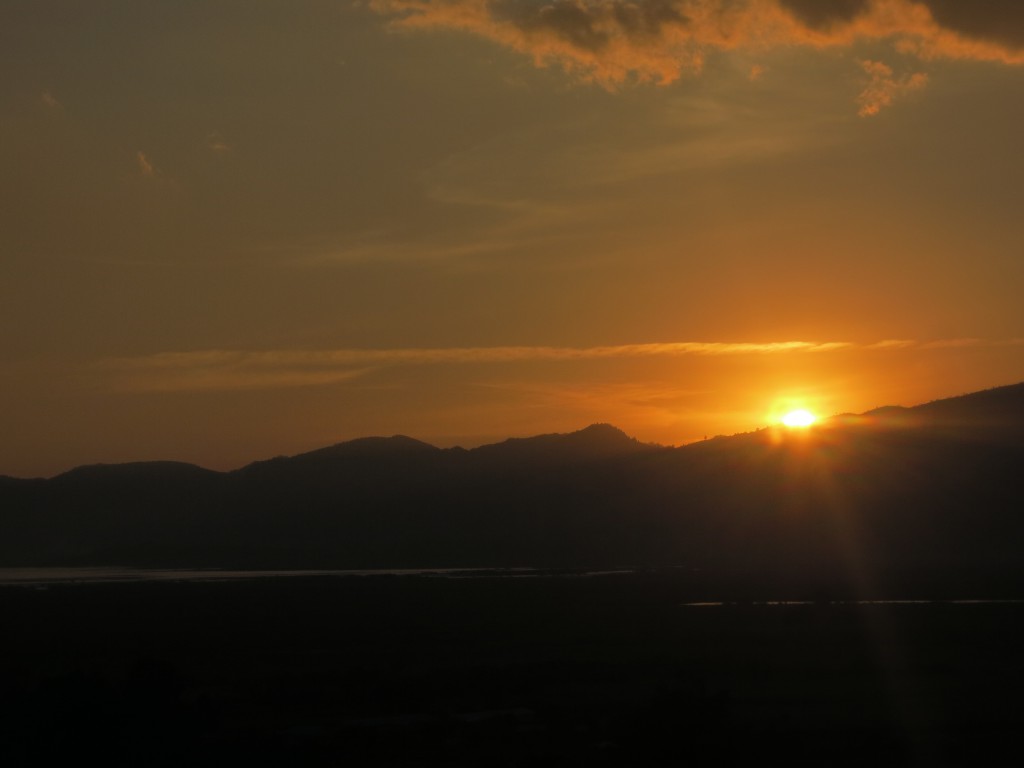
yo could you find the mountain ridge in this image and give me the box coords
[3,381,1024,596]
[8,382,1024,480]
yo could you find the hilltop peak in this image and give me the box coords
[574,423,632,440]
[467,423,651,464]
[53,461,217,483]
[563,423,646,450]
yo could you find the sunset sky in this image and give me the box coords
[2,0,1023,477]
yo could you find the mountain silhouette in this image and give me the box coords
[288,434,441,461]
[854,382,1024,434]
[3,383,1024,596]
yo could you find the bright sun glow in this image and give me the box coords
[781,409,817,428]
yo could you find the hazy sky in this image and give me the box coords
[2,0,1023,476]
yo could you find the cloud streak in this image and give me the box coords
[136,150,157,177]
[372,0,1024,107]
[97,338,1023,392]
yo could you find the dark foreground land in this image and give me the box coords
[3,572,1023,767]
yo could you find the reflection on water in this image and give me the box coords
[0,566,635,585]
[2,568,1021,606]
[681,599,1024,607]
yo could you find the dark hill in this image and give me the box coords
[291,435,440,461]
[3,383,1024,596]
[0,475,42,487]
[235,435,441,480]
[465,423,652,468]
[858,382,1024,431]
[912,381,1024,425]
[53,461,220,485]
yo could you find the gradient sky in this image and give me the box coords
[2,0,1023,477]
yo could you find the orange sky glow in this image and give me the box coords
[1,1,1023,477]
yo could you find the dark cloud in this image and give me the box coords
[922,0,1024,49]
[373,0,1024,93]
[491,0,691,53]
[506,1,612,52]
[610,0,688,37]
[776,0,870,30]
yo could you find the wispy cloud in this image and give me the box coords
[136,150,157,177]
[371,0,1024,107]
[97,338,1023,393]
[40,90,61,109]
[101,357,374,393]
[857,59,927,116]
[207,131,231,153]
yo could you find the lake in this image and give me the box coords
[3,570,1021,766]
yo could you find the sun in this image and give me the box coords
[781,409,817,428]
